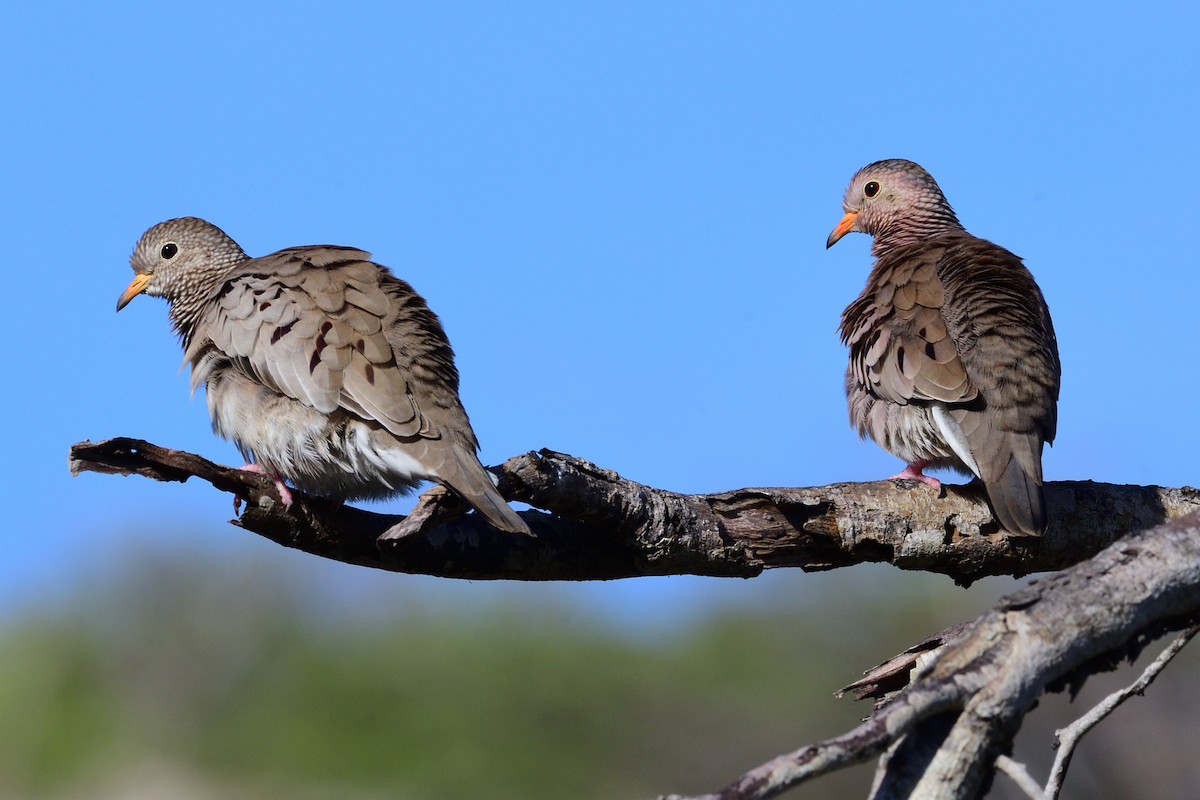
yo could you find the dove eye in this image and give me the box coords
[161,243,179,259]
[863,181,880,198]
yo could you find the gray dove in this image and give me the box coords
[117,217,530,536]
[826,160,1060,536]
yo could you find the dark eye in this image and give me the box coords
[864,181,880,198]
[161,243,178,259]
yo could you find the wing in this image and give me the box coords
[184,245,441,440]
[840,233,1060,535]
[839,243,977,408]
[936,234,1061,490]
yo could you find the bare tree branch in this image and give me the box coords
[68,437,1199,584]
[659,508,1200,800]
[1045,624,1200,798]
[68,438,1200,798]
[994,755,1043,800]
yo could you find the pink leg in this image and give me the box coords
[886,461,941,490]
[236,463,294,509]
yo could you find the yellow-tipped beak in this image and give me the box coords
[825,210,858,249]
[116,273,153,311]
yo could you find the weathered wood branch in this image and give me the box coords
[1044,624,1199,798]
[657,508,1200,800]
[70,437,1200,798]
[69,437,1199,584]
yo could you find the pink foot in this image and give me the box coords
[235,463,294,510]
[886,461,941,491]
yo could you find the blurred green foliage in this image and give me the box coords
[0,543,1195,799]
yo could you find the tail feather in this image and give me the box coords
[985,452,1046,536]
[445,447,532,536]
[464,481,531,536]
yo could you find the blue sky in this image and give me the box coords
[4,3,1198,624]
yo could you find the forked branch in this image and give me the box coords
[68,437,1200,798]
[69,437,1198,584]
[659,509,1200,800]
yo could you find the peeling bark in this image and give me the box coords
[69,437,1199,584]
[659,509,1200,800]
[68,437,1200,798]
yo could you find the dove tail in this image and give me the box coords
[467,483,532,536]
[984,448,1047,537]
[447,449,532,536]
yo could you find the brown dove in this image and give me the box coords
[117,217,530,536]
[826,160,1060,536]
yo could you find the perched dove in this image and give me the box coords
[117,217,530,536]
[826,160,1060,536]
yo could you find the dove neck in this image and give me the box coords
[166,269,235,347]
[870,212,964,255]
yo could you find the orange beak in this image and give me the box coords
[116,273,153,311]
[825,210,859,249]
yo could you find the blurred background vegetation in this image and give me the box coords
[1,530,1196,800]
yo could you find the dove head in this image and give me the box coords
[826,159,963,254]
[118,217,248,333]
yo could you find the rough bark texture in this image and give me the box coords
[69,437,1199,585]
[658,507,1200,800]
[68,437,1200,799]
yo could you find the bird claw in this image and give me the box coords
[235,463,294,509]
[887,462,943,493]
